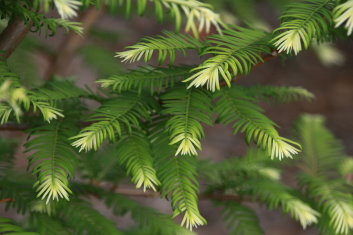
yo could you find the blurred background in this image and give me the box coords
[1,0,353,234]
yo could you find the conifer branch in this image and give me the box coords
[219,50,280,87]
[1,189,250,203]
[113,188,250,202]
[0,123,29,131]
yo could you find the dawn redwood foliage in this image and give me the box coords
[0,0,353,234]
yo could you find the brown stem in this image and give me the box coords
[0,190,249,204]
[113,188,251,202]
[45,5,105,80]
[115,188,161,198]
[0,187,249,205]
[109,182,119,192]
[0,123,29,131]
[0,198,15,203]
[0,18,33,59]
[201,193,249,202]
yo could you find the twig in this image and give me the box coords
[114,188,161,198]
[0,188,249,204]
[109,182,119,192]
[0,18,33,59]
[114,188,250,202]
[0,123,29,131]
[200,193,249,202]
[0,198,15,203]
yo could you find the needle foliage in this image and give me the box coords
[1,0,352,234]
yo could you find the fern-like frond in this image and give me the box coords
[156,0,224,36]
[116,31,203,64]
[295,114,344,176]
[40,18,83,35]
[0,104,14,125]
[58,200,123,235]
[299,175,353,234]
[0,217,38,235]
[148,121,206,229]
[29,215,65,234]
[104,192,193,235]
[0,60,65,123]
[161,86,212,156]
[25,122,78,204]
[273,0,335,55]
[28,99,64,122]
[14,3,83,36]
[116,132,160,191]
[158,154,206,230]
[217,202,264,235]
[201,148,281,186]
[87,0,224,37]
[0,61,30,124]
[53,0,81,19]
[30,200,57,216]
[184,26,272,91]
[29,213,70,235]
[240,85,314,103]
[71,93,155,151]
[249,178,320,229]
[34,0,81,19]
[98,66,191,94]
[78,146,126,182]
[215,87,301,159]
[70,183,193,234]
[31,80,89,101]
[0,87,29,124]
[28,79,92,122]
[294,114,353,234]
[0,60,22,86]
[334,0,353,35]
